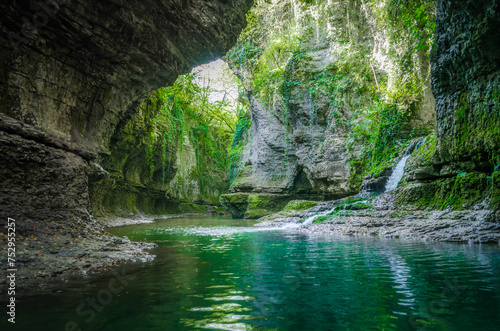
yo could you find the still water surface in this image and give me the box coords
[7,217,500,330]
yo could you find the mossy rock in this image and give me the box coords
[220,193,250,219]
[413,134,437,166]
[283,200,320,212]
[221,194,323,219]
[244,207,271,219]
[396,171,499,210]
[213,206,228,215]
[347,201,371,210]
[179,203,208,214]
[313,215,333,224]
[244,194,293,219]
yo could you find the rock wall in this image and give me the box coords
[89,93,223,219]
[0,0,253,222]
[398,0,500,211]
[222,0,436,218]
[0,115,91,222]
[432,0,499,165]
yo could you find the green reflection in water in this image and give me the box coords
[4,216,500,331]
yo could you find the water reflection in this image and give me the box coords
[5,217,500,331]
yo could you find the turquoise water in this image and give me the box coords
[5,216,500,330]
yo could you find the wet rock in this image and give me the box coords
[88,162,110,182]
[220,192,296,219]
[0,218,155,290]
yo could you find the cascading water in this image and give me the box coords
[301,208,336,226]
[383,137,427,193]
[279,207,336,229]
[384,155,410,192]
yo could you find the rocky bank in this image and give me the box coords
[257,194,500,244]
[0,0,252,285]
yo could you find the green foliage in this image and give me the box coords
[384,0,436,53]
[140,89,184,183]
[225,40,263,71]
[229,111,252,185]
[144,73,239,198]
[283,200,320,212]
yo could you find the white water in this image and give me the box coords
[278,208,337,230]
[302,208,336,226]
[384,155,411,192]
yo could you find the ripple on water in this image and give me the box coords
[12,216,500,331]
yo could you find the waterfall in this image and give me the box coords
[301,208,335,226]
[279,207,336,229]
[384,155,410,192]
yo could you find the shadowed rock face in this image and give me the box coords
[398,0,500,210]
[0,0,253,149]
[431,0,500,165]
[0,0,253,222]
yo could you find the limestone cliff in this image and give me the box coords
[222,0,499,219]
[221,0,436,218]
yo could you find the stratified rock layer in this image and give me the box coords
[400,0,500,211]
[0,0,253,222]
[432,0,500,165]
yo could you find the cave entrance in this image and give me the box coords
[92,59,251,217]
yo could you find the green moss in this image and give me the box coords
[397,171,498,210]
[442,84,500,164]
[283,200,320,212]
[220,193,249,205]
[343,196,366,204]
[179,203,208,214]
[221,193,295,219]
[244,194,293,219]
[313,215,333,224]
[412,133,437,165]
[492,169,500,209]
[347,202,372,210]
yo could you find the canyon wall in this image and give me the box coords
[399,0,500,210]
[222,0,437,218]
[222,0,499,218]
[0,0,253,222]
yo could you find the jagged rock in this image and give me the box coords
[361,167,394,193]
[432,0,500,165]
[400,0,500,210]
[231,95,298,194]
[0,130,90,222]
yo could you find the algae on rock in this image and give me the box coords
[220,0,437,217]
